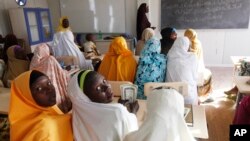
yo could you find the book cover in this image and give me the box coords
[184,104,194,127]
[120,84,138,103]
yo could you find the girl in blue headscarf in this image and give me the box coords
[134,37,167,99]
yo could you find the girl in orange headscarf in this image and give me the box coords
[9,70,73,141]
[98,37,137,82]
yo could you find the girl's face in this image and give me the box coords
[30,75,56,107]
[85,74,113,103]
[170,32,177,40]
[62,19,69,28]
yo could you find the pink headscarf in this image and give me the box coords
[30,43,69,104]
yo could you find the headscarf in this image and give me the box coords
[30,43,69,104]
[136,3,151,40]
[9,70,73,141]
[166,37,198,105]
[67,70,138,141]
[52,25,93,70]
[184,29,203,59]
[98,37,137,82]
[160,27,177,55]
[3,34,18,64]
[124,88,196,141]
[184,29,207,86]
[134,37,167,99]
[2,45,30,87]
[135,28,155,55]
[57,16,71,32]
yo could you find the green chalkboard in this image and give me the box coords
[161,0,250,29]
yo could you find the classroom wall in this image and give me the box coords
[1,0,249,66]
[47,0,250,66]
[47,0,61,32]
[0,0,48,36]
[149,0,250,66]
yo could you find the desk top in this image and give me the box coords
[0,87,10,114]
[234,76,250,93]
[231,56,250,66]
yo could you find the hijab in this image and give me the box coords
[184,29,203,59]
[98,37,137,82]
[3,34,18,64]
[30,43,69,104]
[57,16,71,32]
[124,88,196,141]
[136,3,151,40]
[184,29,206,85]
[160,27,177,55]
[68,70,138,141]
[166,37,198,105]
[134,37,167,99]
[9,70,73,141]
[2,45,30,87]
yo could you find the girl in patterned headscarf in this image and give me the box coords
[134,37,167,99]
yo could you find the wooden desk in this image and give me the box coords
[0,88,10,115]
[231,56,250,75]
[113,98,208,139]
[234,76,250,107]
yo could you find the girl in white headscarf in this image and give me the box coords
[124,88,196,141]
[67,70,138,141]
[51,17,93,70]
[166,37,198,105]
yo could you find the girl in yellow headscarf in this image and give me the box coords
[98,37,137,82]
[184,29,212,97]
[51,16,93,70]
[184,28,202,59]
[57,16,71,32]
[9,70,73,141]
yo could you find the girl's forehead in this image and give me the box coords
[32,76,48,85]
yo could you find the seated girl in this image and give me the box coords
[9,70,73,141]
[134,37,167,99]
[166,37,199,105]
[160,27,177,55]
[184,29,212,97]
[124,88,196,141]
[67,70,139,141]
[98,37,137,82]
[83,33,100,59]
[2,43,30,87]
[30,44,70,109]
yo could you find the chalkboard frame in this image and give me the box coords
[161,0,250,29]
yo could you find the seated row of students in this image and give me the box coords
[1,27,209,106]
[97,28,203,105]
[9,69,195,141]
